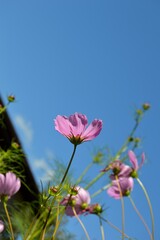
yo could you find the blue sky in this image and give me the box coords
[0,1,160,239]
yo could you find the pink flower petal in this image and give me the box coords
[54,115,71,137]
[128,150,138,170]
[81,119,103,141]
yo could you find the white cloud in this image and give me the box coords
[14,115,33,146]
[34,157,54,182]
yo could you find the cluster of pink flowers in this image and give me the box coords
[54,113,146,210]
[60,186,102,216]
[54,113,103,216]
[106,150,145,199]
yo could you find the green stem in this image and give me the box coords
[85,172,105,190]
[99,215,130,239]
[91,184,110,198]
[99,216,105,240]
[137,178,154,240]
[116,176,125,240]
[129,196,152,240]
[51,203,62,240]
[3,202,14,240]
[40,145,77,239]
[115,118,140,160]
[60,144,77,186]
[120,193,125,240]
[72,207,90,240]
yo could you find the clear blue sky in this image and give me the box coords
[0,1,160,239]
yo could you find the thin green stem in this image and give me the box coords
[115,118,140,160]
[99,216,105,240]
[91,184,110,198]
[85,172,105,190]
[60,144,77,186]
[129,196,152,240]
[40,145,77,239]
[51,204,63,240]
[137,178,154,240]
[99,215,130,239]
[40,208,51,240]
[3,202,14,240]
[116,176,125,240]
[72,207,90,240]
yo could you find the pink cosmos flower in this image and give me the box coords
[107,160,132,180]
[0,172,21,200]
[0,220,4,233]
[60,186,91,216]
[107,177,134,199]
[54,113,103,145]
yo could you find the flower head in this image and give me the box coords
[108,160,132,180]
[60,186,91,216]
[54,113,102,145]
[0,172,21,201]
[107,177,134,199]
[102,160,132,180]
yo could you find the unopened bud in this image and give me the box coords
[124,190,131,197]
[69,199,76,206]
[11,142,20,149]
[81,202,88,210]
[134,138,141,143]
[93,204,103,214]
[7,95,15,102]
[142,103,151,111]
[128,137,134,142]
[49,186,58,196]
[136,109,143,115]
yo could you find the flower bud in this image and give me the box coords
[128,137,134,142]
[49,186,59,196]
[134,138,141,143]
[11,142,20,149]
[92,204,103,214]
[7,95,15,102]
[136,109,143,116]
[69,199,76,206]
[142,103,151,111]
[123,190,131,197]
[81,202,88,210]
